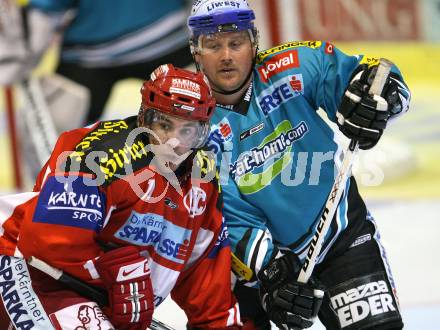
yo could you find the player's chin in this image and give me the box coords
[216,77,243,92]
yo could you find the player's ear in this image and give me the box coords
[194,52,201,63]
[253,44,258,54]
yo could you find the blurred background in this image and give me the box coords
[1,0,439,328]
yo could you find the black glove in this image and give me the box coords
[337,65,393,150]
[382,72,408,117]
[258,248,325,329]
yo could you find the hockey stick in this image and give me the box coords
[4,86,24,190]
[20,77,59,166]
[11,4,59,167]
[27,256,175,330]
[297,58,393,284]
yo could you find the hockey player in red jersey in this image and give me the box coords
[0,64,242,330]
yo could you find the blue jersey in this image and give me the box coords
[30,0,189,66]
[206,41,410,282]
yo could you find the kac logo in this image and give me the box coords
[184,187,207,217]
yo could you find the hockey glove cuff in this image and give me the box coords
[258,248,325,329]
[337,65,391,150]
[96,246,154,330]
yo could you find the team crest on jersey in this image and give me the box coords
[50,302,113,330]
[184,187,207,217]
[258,74,304,116]
[231,120,308,194]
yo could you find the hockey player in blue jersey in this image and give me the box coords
[187,1,411,329]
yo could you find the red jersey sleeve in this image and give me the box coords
[16,127,106,283]
[1,128,92,258]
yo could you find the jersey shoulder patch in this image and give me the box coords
[65,116,152,185]
[257,41,322,63]
[359,56,380,68]
[193,149,219,188]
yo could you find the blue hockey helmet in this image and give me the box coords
[187,0,257,43]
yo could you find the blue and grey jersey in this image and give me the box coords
[206,41,411,282]
[30,0,190,67]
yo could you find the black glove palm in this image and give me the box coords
[258,248,324,329]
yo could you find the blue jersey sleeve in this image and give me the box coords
[222,178,274,282]
[313,43,410,122]
[29,0,75,12]
[314,44,360,121]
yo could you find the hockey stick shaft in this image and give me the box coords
[20,78,59,165]
[4,86,23,190]
[297,58,393,283]
[2,4,59,167]
[27,256,175,330]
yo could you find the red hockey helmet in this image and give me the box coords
[138,64,216,149]
[139,64,215,124]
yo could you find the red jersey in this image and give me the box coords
[0,116,240,328]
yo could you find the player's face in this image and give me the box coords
[147,114,198,171]
[149,114,201,156]
[196,31,254,93]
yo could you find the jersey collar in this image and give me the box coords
[216,81,253,116]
